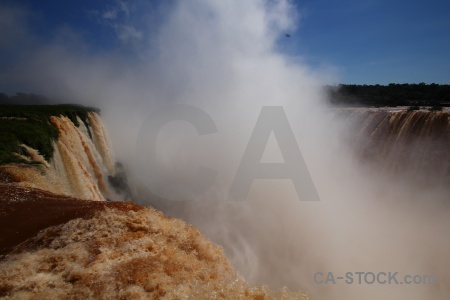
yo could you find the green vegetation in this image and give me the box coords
[326,83,450,107]
[0,119,58,164]
[0,102,100,165]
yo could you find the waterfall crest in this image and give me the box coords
[344,108,450,184]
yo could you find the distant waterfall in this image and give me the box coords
[343,108,450,184]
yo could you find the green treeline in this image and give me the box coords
[326,83,450,107]
[0,102,100,165]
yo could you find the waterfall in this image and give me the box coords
[0,112,116,201]
[88,112,115,175]
[345,108,450,185]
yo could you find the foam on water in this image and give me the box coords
[0,187,309,299]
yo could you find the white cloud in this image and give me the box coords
[102,9,118,20]
[116,24,142,43]
[117,0,131,18]
[96,0,143,45]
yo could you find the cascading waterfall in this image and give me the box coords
[87,112,115,175]
[50,115,108,201]
[1,112,116,201]
[1,106,449,299]
[343,108,450,185]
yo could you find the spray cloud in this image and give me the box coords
[1,1,449,299]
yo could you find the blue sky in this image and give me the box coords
[1,0,450,89]
[287,0,450,84]
[298,0,450,83]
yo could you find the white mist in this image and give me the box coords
[9,1,450,299]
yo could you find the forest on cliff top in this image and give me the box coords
[326,83,450,107]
